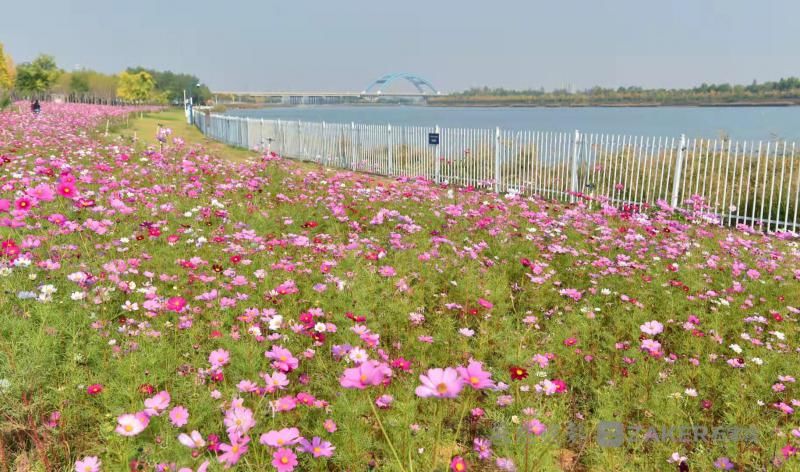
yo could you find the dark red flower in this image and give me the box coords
[509,366,528,381]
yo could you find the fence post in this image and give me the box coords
[671,134,687,208]
[260,118,264,152]
[434,125,441,183]
[322,121,327,165]
[387,124,394,176]
[351,122,356,169]
[298,120,303,158]
[570,130,581,202]
[277,119,283,155]
[494,127,502,192]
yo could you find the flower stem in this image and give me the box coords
[369,395,407,472]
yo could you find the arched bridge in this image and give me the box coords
[362,73,440,96]
[212,73,443,104]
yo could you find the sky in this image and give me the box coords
[2,0,799,93]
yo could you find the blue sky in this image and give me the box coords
[1,0,798,93]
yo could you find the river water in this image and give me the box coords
[226,105,800,142]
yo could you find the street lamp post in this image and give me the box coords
[184,83,202,125]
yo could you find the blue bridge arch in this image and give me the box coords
[362,73,439,95]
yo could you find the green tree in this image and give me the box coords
[70,71,90,94]
[0,42,15,91]
[127,66,211,103]
[15,54,61,94]
[116,70,156,102]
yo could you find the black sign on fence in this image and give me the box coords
[428,132,440,145]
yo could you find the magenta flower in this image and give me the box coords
[259,427,301,448]
[56,182,77,199]
[298,436,336,458]
[450,456,468,471]
[457,360,495,390]
[272,447,298,472]
[166,296,187,312]
[169,406,189,427]
[415,367,464,398]
[339,360,392,389]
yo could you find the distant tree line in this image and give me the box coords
[431,78,800,106]
[0,43,212,107]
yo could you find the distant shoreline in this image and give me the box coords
[426,100,799,108]
[217,100,799,110]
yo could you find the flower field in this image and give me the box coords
[1,104,799,471]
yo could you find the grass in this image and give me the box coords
[0,103,799,472]
[115,108,257,163]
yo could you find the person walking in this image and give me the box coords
[31,99,41,114]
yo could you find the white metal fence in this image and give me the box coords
[193,112,800,233]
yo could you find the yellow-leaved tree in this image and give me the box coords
[0,42,15,92]
[116,70,156,102]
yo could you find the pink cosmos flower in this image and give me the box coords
[457,360,495,390]
[56,182,78,199]
[265,345,299,372]
[640,320,664,336]
[262,371,289,392]
[323,419,337,432]
[378,265,396,277]
[526,419,547,435]
[29,184,55,202]
[299,436,336,457]
[143,390,171,416]
[15,197,33,212]
[218,433,249,467]
[209,349,230,368]
[272,447,298,472]
[178,430,206,448]
[115,412,148,436]
[640,339,661,353]
[166,296,187,312]
[260,427,301,448]
[416,367,464,398]
[274,395,298,412]
[375,394,394,409]
[477,298,493,309]
[559,288,583,301]
[224,407,256,435]
[169,406,189,427]
[178,461,209,472]
[339,360,392,389]
[450,456,468,471]
[75,456,101,472]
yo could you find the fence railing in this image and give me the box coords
[192,112,800,233]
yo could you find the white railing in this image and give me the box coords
[192,112,800,233]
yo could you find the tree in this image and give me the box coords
[127,66,211,103]
[0,42,15,91]
[15,54,61,94]
[70,71,90,94]
[116,70,156,102]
